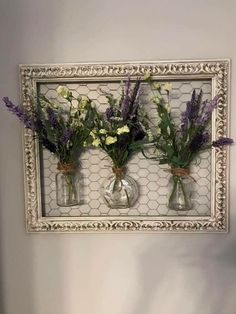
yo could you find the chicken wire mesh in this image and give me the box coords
[38,79,212,217]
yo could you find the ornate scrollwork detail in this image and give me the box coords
[20,60,230,233]
[27,217,227,233]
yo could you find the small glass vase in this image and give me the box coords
[101,167,138,209]
[56,163,79,207]
[168,167,193,211]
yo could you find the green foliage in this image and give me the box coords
[143,78,219,168]
[31,87,95,164]
[87,78,150,167]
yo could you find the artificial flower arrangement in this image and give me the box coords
[2,77,233,212]
[143,76,233,211]
[87,77,150,209]
[2,87,95,206]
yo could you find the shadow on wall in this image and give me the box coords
[0,163,37,314]
[0,194,5,314]
[131,230,236,314]
[0,120,68,314]
[0,0,68,313]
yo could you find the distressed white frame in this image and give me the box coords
[19,60,230,232]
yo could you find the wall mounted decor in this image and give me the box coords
[20,60,230,232]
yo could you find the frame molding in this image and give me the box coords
[19,60,230,232]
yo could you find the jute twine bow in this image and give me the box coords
[112,167,125,179]
[166,166,196,182]
[170,167,190,176]
[57,162,77,172]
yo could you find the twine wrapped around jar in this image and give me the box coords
[112,167,125,179]
[57,162,77,172]
[170,167,190,177]
[169,167,196,182]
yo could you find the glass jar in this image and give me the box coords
[168,167,193,211]
[56,163,79,207]
[101,167,138,209]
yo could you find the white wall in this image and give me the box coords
[0,1,236,313]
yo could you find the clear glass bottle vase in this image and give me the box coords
[168,168,193,211]
[56,163,79,207]
[101,167,138,209]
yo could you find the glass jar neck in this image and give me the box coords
[112,167,126,179]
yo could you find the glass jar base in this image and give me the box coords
[103,200,130,209]
[168,203,192,211]
[56,200,79,207]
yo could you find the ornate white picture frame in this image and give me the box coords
[20,60,230,232]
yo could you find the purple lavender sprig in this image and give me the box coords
[129,79,141,115]
[212,137,234,147]
[189,131,210,152]
[130,86,143,121]
[46,107,60,129]
[121,76,131,120]
[2,97,33,129]
[105,107,114,121]
[61,127,73,144]
[121,77,141,122]
[2,97,58,154]
[186,90,201,119]
[180,90,202,133]
[2,92,95,164]
[196,96,219,125]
